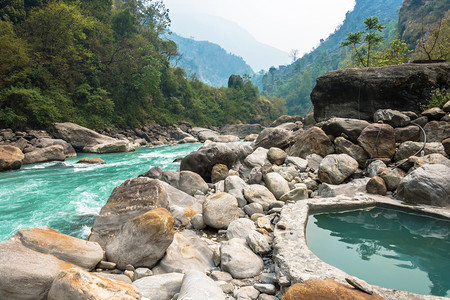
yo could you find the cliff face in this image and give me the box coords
[311,63,450,122]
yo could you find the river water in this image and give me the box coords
[0,143,201,242]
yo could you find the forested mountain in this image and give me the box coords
[255,0,404,116]
[0,0,284,130]
[169,33,254,87]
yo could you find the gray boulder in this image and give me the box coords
[152,230,214,274]
[221,124,264,139]
[220,238,264,279]
[50,122,134,153]
[318,154,358,184]
[22,145,66,165]
[243,184,277,211]
[34,138,76,157]
[267,147,287,165]
[306,154,323,171]
[224,175,247,207]
[334,136,369,169]
[133,273,184,300]
[191,127,220,142]
[213,135,241,143]
[245,147,269,168]
[394,125,421,143]
[394,141,447,161]
[396,164,450,207]
[317,178,370,197]
[285,156,308,171]
[203,192,240,229]
[311,63,450,121]
[227,218,256,240]
[289,127,334,159]
[373,109,411,127]
[161,170,209,196]
[422,107,446,120]
[321,118,369,143]
[178,270,226,300]
[424,121,450,142]
[270,115,303,127]
[105,208,175,270]
[263,172,290,199]
[246,231,271,254]
[180,142,252,182]
[378,168,405,191]
[279,184,308,202]
[253,127,293,150]
[366,160,387,177]
[0,145,24,171]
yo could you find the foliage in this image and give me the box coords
[421,88,450,110]
[0,0,282,130]
[341,17,386,67]
[412,12,450,61]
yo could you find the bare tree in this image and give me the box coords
[289,49,299,62]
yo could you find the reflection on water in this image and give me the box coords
[307,207,450,297]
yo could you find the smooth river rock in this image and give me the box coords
[321,117,370,143]
[203,192,240,229]
[263,172,290,199]
[48,268,140,300]
[133,273,184,300]
[22,145,66,164]
[396,164,450,207]
[0,145,24,171]
[318,154,358,185]
[105,208,175,270]
[178,270,226,300]
[253,127,293,150]
[243,184,278,211]
[357,123,396,159]
[288,127,334,159]
[220,238,264,279]
[226,218,256,240]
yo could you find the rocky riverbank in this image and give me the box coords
[1,100,449,299]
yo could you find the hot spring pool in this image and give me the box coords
[306,207,450,297]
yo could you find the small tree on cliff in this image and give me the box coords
[341,17,385,67]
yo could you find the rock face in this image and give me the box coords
[220,238,264,279]
[48,268,140,300]
[318,154,358,185]
[0,227,103,300]
[289,127,334,158]
[180,142,252,182]
[106,208,175,270]
[89,178,199,247]
[357,123,396,159]
[0,145,24,171]
[178,270,226,300]
[203,192,240,229]
[311,63,450,122]
[50,122,134,153]
[281,278,384,300]
[22,145,66,164]
[396,164,450,207]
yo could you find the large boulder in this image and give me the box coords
[48,268,140,300]
[89,178,200,247]
[317,178,370,197]
[396,164,450,207]
[321,118,370,143]
[190,127,220,142]
[311,63,450,122]
[424,121,450,142]
[0,227,103,300]
[22,145,66,165]
[267,147,287,165]
[0,145,24,171]
[318,154,359,185]
[133,273,184,300]
[224,175,247,207]
[253,127,293,150]
[282,278,384,300]
[220,238,264,279]
[394,125,421,143]
[202,192,240,229]
[50,122,134,153]
[180,142,252,182]
[270,115,303,127]
[244,147,270,168]
[105,208,175,270]
[152,230,214,274]
[357,123,396,159]
[226,218,256,240]
[161,170,209,196]
[288,127,334,159]
[220,124,264,139]
[34,138,76,157]
[178,270,226,300]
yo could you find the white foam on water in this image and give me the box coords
[79,225,92,239]
[74,192,102,216]
[138,152,175,159]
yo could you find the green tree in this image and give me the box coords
[341,16,386,67]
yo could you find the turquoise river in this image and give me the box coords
[0,143,201,242]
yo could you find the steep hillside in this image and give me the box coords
[169,11,290,72]
[256,0,403,116]
[399,0,450,49]
[169,33,254,87]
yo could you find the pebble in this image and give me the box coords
[97,261,116,270]
[254,283,276,295]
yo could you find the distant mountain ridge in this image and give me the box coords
[169,11,290,72]
[169,33,254,87]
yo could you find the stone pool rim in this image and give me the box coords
[273,194,450,300]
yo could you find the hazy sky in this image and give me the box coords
[163,0,356,54]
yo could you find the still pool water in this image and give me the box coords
[307,207,450,297]
[0,143,201,242]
